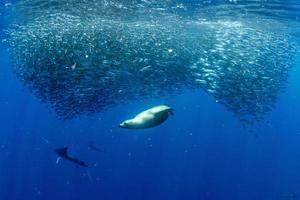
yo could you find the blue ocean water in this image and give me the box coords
[0,0,300,200]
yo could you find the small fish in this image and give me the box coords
[41,137,50,144]
[139,65,152,72]
[70,63,76,70]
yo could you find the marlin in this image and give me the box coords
[55,147,88,167]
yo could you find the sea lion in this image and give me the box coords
[119,105,173,129]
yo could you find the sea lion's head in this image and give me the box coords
[119,118,141,129]
[119,120,131,128]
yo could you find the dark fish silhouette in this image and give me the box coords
[88,141,105,153]
[55,147,88,167]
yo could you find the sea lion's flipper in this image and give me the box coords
[169,109,174,116]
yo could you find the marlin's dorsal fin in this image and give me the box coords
[55,147,69,157]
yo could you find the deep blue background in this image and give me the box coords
[1,1,300,200]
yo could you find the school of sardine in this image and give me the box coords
[3,0,299,123]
